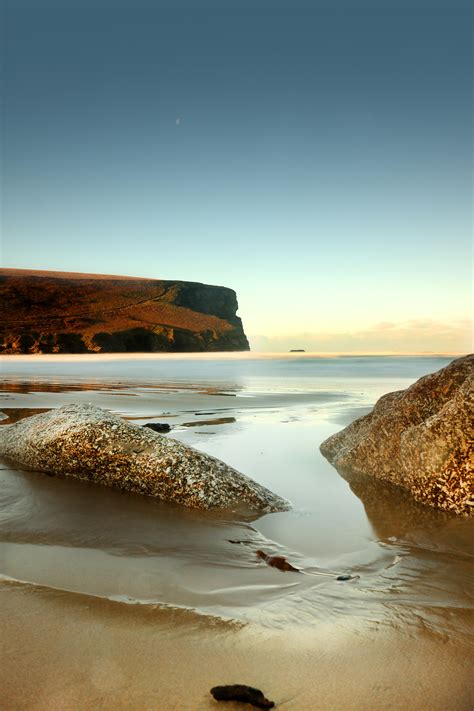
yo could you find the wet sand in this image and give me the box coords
[1,581,473,711]
[1,355,473,709]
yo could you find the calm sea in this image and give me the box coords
[1,354,472,640]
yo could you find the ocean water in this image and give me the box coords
[0,354,472,641]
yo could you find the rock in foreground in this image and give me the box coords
[210,685,274,709]
[320,355,473,516]
[0,404,289,512]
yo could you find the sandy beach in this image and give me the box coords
[1,355,473,709]
[1,580,473,711]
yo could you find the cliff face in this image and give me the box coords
[0,269,250,354]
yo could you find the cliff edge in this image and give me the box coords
[0,269,250,354]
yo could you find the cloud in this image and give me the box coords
[249,319,472,353]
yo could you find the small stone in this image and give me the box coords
[256,550,300,573]
[143,422,171,433]
[210,685,274,709]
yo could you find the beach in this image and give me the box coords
[1,353,473,709]
[2,581,472,710]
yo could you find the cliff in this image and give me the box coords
[0,269,250,354]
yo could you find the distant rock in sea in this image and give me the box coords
[0,268,249,353]
[0,403,289,513]
[320,355,473,516]
[289,349,305,352]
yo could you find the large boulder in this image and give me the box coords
[320,355,473,516]
[0,404,289,513]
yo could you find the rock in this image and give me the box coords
[143,422,171,433]
[0,268,250,353]
[256,550,301,573]
[210,685,275,709]
[0,404,289,513]
[320,355,473,516]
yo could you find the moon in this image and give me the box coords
[175,117,181,125]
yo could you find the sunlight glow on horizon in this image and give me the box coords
[3,2,472,354]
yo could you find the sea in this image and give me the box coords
[0,353,473,641]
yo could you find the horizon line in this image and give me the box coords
[0,351,468,363]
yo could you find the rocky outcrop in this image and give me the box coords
[0,404,289,512]
[0,269,250,353]
[320,355,473,516]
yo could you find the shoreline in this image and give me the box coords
[1,358,472,710]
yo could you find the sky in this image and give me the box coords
[2,0,472,352]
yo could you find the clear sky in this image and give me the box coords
[2,0,472,352]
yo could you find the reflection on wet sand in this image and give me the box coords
[0,408,237,429]
[338,465,455,538]
[0,408,52,425]
[1,379,242,395]
[332,465,474,640]
[182,417,237,428]
[1,448,472,643]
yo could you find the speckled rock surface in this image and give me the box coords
[0,404,289,513]
[320,355,473,516]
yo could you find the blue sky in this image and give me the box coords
[2,0,472,351]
